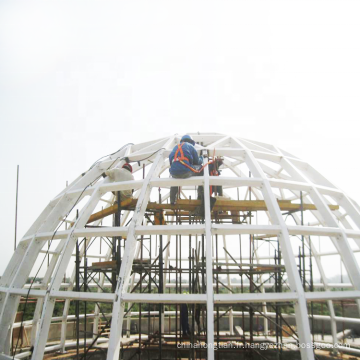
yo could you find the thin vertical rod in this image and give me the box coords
[215,234,219,360]
[300,191,306,288]
[158,189,163,359]
[159,232,163,360]
[138,235,143,360]
[249,172,254,351]
[84,239,87,360]
[175,233,178,360]
[309,236,315,342]
[14,165,19,251]
[147,234,151,360]
[76,240,80,360]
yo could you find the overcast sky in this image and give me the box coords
[0,0,360,276]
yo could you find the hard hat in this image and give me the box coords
[180,134,195,146]
[122,163,133,173]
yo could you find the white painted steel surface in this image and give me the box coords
[1,133,360,360]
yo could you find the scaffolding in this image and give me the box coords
[71,194,293,360]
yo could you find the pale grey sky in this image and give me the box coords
[0,0,360,276]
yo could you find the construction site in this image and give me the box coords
[1,133,360,360]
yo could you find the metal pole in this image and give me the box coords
[159,232,163,360]
[158,189,163,359]
[84,239,87,360]
[249,172,254,352]
[300,191,306,288]
[139,235,143,360]
[309,236,315,342]
[148,235,151,360]
[14,165,19,251]
[175,233,178,360]
[76,239,80,360]
[215,234,219,360]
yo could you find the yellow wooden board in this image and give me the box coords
[85,198,339,225]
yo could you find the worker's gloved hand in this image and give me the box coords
[198,156,203,164]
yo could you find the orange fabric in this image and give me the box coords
[174,143,214,174]
[174,143,189,163]
[179,159,213,174]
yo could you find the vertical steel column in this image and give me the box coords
[203,150,215,360]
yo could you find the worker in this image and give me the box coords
[105,163,134,201]
[209,157,223,197]
[180,291,191,336]
[195,304,202,335]
[169,135,203,205]
[180,303,191,337]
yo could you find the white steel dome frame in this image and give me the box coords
[1,133,360,360]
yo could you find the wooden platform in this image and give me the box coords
[86,198,339,225]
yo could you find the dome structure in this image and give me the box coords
[1,133,360,360]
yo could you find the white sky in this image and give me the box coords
[0,0,360,277]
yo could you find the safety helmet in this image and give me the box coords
[122,163,133,173]
[180,134,195,146]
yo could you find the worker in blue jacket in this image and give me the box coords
[169,134,203,204]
